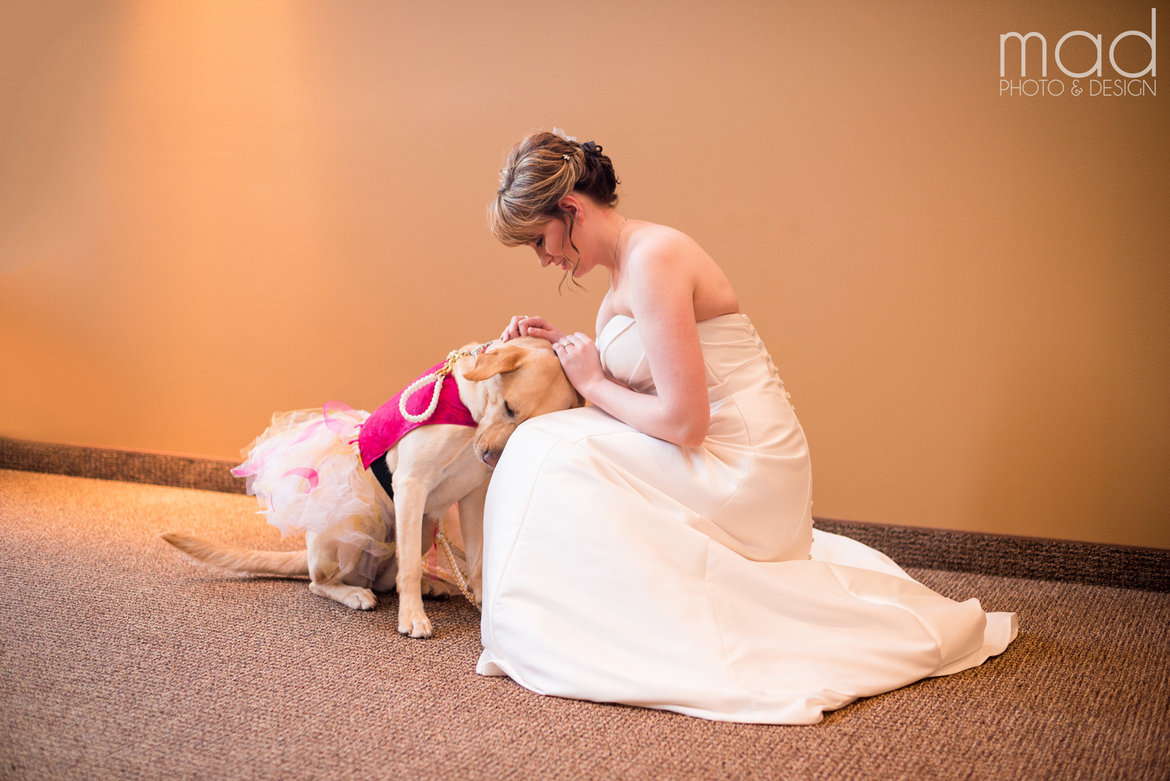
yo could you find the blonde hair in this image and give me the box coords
[489,131,619,248]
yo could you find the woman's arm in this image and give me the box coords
[557,241,711,448]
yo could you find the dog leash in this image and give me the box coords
[434,529,479,610]
[398,341,495,423]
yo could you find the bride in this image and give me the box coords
[475,129,1016,724]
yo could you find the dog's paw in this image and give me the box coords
[398,610,433,639]
[310,582,377,611]
[344,588,377,611]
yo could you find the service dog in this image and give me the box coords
[162,336,580,637]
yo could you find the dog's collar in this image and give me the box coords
[397,341,495,424]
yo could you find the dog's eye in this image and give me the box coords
[504,401,516,418]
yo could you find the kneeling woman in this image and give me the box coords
[475,129,1016,725]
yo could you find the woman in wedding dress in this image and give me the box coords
[475,129,1016,724]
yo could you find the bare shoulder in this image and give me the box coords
[624,222,712,279]
[628,222,705,257]
[624,221,738,319]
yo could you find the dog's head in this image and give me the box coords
[459,336,583,467]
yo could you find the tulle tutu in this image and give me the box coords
[233,403,378,537]
[232,402,469,588]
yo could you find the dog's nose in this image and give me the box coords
[481,449,500,469]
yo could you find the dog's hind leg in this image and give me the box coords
[306,528,377,610]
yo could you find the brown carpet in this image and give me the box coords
[1,468,1167,780]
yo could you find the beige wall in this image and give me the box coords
[2,1,1166,547]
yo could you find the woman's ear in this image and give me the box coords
[557,194,582,217]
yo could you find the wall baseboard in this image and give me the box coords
[0,436,244,495]
[813,518,1167,593]
[3,435,1166,592]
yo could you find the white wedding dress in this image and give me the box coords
[476,313,1017,724]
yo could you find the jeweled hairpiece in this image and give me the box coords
[552,126,578,143]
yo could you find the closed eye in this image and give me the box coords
[504,401,516,418]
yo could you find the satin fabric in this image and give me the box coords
[476,314,1016,724]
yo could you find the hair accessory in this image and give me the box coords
[562,153,571,161]
[552,126,577,142]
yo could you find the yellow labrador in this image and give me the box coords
[162,337,580,638]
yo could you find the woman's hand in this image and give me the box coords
[552,332,607,396]
[501,315,565,344]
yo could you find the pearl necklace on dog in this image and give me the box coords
[398,341,494,423]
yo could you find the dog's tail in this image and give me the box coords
[160,532,309,577]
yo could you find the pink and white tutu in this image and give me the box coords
[233,402,376,538]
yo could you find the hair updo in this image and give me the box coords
[489,131,620,247]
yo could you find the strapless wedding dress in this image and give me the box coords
[477,313,1016,724]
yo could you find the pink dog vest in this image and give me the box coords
[357,361,477,470]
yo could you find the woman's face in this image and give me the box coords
[528,216,577,275]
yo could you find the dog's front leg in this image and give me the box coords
[456,483,488,606]
[392,479,433,638]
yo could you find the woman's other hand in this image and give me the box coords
[552,332,606,396]
[501,315,565,344]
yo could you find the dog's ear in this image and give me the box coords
[463,346,524,381]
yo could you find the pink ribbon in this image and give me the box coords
[231,402,357,478]
[281,467,320,492]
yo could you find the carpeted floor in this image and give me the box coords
[1,467,1167,780]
